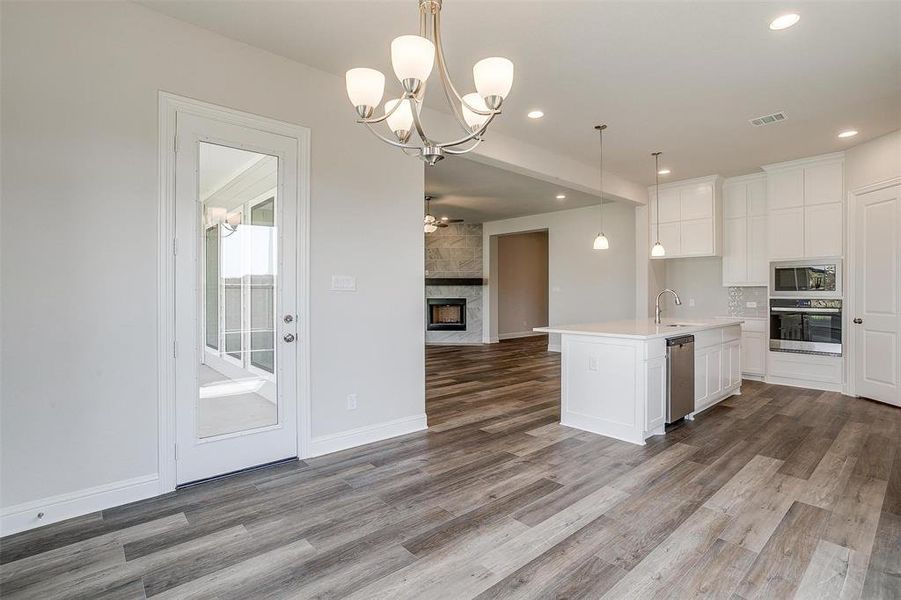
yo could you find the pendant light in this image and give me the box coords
[650,151,666,257]
[592,124,610,250]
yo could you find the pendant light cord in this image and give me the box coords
[653,152,662,243]
[595,124,607,233]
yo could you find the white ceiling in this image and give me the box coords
[142,0,900,187]
[426,158,609,223]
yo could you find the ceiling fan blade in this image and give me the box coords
[442,219,465,223]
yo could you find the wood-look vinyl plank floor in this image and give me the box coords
[2,335,900,599]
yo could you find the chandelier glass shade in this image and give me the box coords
[344,0,514,166]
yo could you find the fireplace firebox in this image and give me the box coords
[427,298,466,331]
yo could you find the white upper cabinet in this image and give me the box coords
[804,202,843,256]
[681,183,715,220]
[762,153,844,260]
[722,174,768,286]
[804,161,843,206]
[767,169,804,210]
[649,175,722,259]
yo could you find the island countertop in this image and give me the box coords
[534,317,744,340]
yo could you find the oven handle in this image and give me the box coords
[770,307,842,314]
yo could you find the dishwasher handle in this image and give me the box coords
[666,334,695,347]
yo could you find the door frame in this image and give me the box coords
[158,92,311,493]
[845,174,901,399]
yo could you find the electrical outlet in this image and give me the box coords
[588,356,599,371]
[689,298,695,307]
[745,301,757,308]
[346,393,357,410]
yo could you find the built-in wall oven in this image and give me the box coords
[770,259,842,298]
[770,298,842,356]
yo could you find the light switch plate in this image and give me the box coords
[330,275,356,291]
[588,356,599,371]
[689,298,696,307]
[346,393,358,410]
[745,301,757,308]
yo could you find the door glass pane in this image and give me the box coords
[197,142,279,439]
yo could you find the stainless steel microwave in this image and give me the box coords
[770,259,842,298]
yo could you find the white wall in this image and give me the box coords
[483,204,636,349]
[0,2,425,514]
[845,129,901,191]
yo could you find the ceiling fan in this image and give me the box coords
[424,196,463,233]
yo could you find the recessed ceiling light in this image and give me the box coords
[837,129,858,139]
[658,169,671,175]
[555,194,566,199]
[527,110,544,119]
[769,13,800,30]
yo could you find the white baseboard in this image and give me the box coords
[308,414,427,458]
[1,474,160,537]
[425,341,483,346]
[741,373,765,382]
[498,331,544,340]
[764,375,843,393]
[547,343,561,353]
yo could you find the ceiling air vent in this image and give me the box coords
[749,112,787,127]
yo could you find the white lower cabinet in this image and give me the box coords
[692,325,742,414]
[739,318,767,377]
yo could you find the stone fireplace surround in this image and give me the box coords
[425,224,483,345]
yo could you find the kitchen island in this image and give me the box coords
[534,318,743,445]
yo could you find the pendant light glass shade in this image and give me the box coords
[651,241,666,257]
[390,35,435,83]
[473,57,514,103]
[345,68,385,109]
[385,99,415,136]
[593,233,609,250]
[461,93,490,130]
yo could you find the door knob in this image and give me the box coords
[853,318,863,324]
[283,333,296,343]
[283,315,294,324]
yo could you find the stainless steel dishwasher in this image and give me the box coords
[666,335,695,423]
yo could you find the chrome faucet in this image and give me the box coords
[655,288,683,324]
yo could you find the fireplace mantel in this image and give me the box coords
[425,277,484,286]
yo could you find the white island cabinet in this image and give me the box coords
[535,319,743,445]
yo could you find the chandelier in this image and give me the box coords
[344,0,514,166]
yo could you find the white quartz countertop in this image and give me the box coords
[534,318,744,340]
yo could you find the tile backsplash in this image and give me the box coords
[727,286,768,318]
[425,224,483,278]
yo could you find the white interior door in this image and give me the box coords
[853,183,901,407]
[175,112,300,484]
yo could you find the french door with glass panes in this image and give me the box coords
[175,112,299,484]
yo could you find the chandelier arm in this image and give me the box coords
[433,11,493,118]
[441,137,484,155]
[430,13,489,135]
[436,111,498,149]
[361,121,421,150]
[409,99,432,145]
[357,91,410,125]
